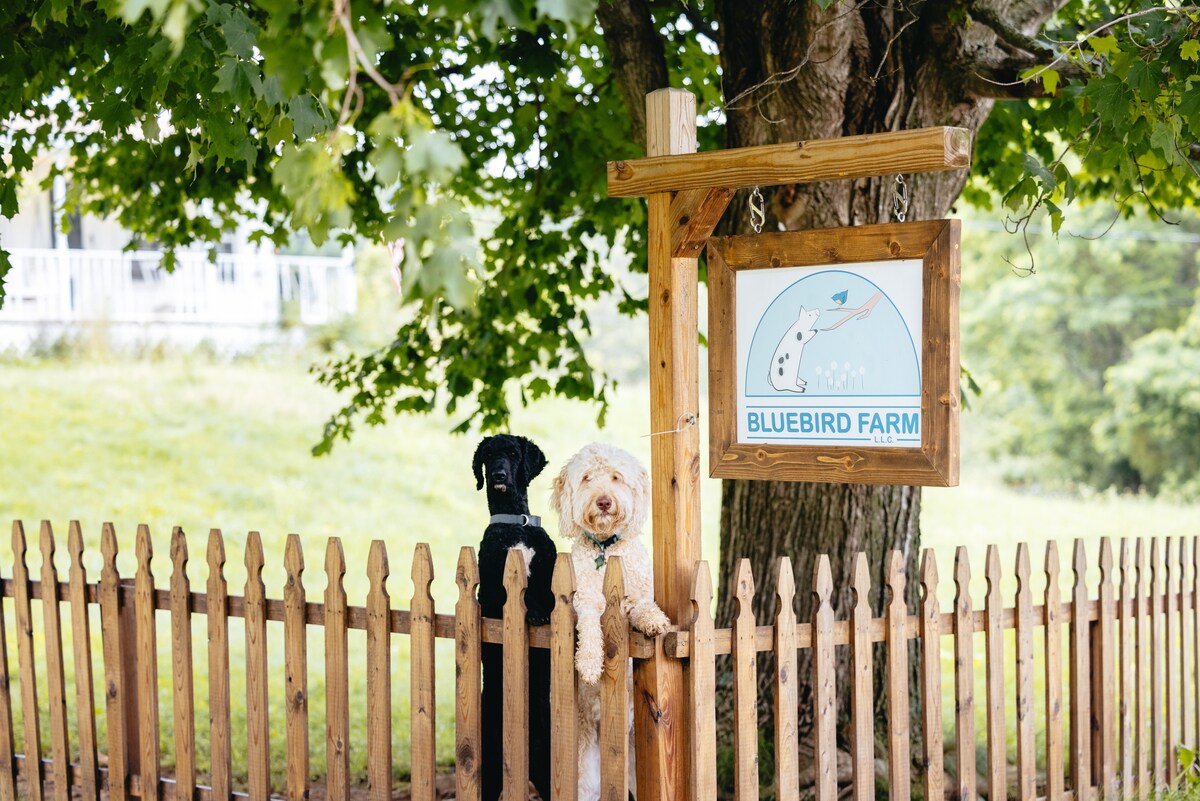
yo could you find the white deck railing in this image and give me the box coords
[0,249,356,326]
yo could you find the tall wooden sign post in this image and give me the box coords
[609,88,971,801]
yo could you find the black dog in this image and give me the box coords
[474,434,556,801]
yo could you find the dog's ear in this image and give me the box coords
[519,437,547,484]
[472,439,489,491]
[549,463,570,516]
[636,465,652,503]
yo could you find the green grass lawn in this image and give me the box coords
[0,356,1197,789]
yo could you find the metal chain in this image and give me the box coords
[893,174,909,223]
[749,186,766,234]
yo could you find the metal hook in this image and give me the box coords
[893,174,909,223]
[749,186,765,234]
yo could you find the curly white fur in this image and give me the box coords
[550,443,671,801]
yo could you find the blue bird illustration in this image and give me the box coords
[831,289,849,306]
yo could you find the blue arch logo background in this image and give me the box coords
[745,269,921,397]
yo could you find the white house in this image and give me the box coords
[0,166,356,352]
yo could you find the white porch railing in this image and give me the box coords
[0,249,356,326]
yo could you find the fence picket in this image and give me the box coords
[1166,538,1179,785]
[773,557,798,801]
[1118,539,1133,795]
[135,525,161,801]
[0,545,13,801]
[245,532,269,801]
[502,550,530,801]
[550,554,578,801]
[1135,538,1148,801]
[367,542,393,801]
[732,559,758,801]
[689,562,716,801]
[38,523,69,801]
[1194,537,1200,761]
[411,544,436,801]
[953,547,975,801]
[1070,540,1092,801]
[600,558,630,801]
[1014,545,1035,801]
[455,548,483,801]
[1150,538,1163,789]
[882,551,910,801]
[66,523,98,801]
[206,530,232,801]
[1098,539,1116,800]
[325,538,350,801]
[12,522,43,801]
[919,551,943,801]
[99,525,127,801]
[1180,537,1191,752]
[283,535,309,801]
[849,554,873,801]
[984,545,1006,801]
[168,528,196,801]
[813,556,836,801]
[1045,542,1064,801]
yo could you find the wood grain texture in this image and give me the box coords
[608,126,972,196]
[1165,538,1179,786]
[984,545,1006,801]
[0,535,16,801]
[600,558,630,801]
[283,535,309,801]
[707,220,960,486]
[773,558,798,801]
[812,557,836,801]
[919,551,943,801]
[1045,542,1064,801]
[12,522,43,801]
[325,538,350,801]
[1150,538,1163,789]
[1015,544,1035,801]
[849,555,873,801]
[1186,538,1196,753]
[206,530,231,801]
[885,551,910,801]
[98,525,127,801]
[367,541,393,801]
[1070,541,1091,801]
[640,86,698,801]
[1097,539,1116,800]
[134,526,161,801]
[244,533,270,801]
[38,523,69,801]
[502,550,529,801]
[1194,537,1200,773]
[953,547,975,801]
[410,544,435,801]
[1135,539,1147,801]
[688,563,716,801]
[1118,539,1133,794]
[731,560,758,801]
[669,187,733,258]
[65,524,97,801]
[455,548,482,801]
[549,555,577,801]
[169,528,195,801]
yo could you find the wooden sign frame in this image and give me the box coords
[707,219,961,486]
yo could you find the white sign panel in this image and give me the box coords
[734,260,924,449]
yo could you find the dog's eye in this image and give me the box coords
[581,473,590,483]
[612,474,621,483]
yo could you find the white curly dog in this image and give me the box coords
[550,443,671,801]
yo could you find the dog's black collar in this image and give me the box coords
[490,513,541,527]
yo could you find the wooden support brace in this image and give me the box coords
[670,187,734,258]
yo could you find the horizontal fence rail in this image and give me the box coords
[3,522,1198,801]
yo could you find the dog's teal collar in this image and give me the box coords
[490,513,541,527]
[584,530,621,570]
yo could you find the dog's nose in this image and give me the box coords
[596,496,612,512]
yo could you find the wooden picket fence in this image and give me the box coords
[2,521,1198,801]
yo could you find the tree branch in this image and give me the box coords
[965,55,1088,98]
[969,2,1053,57]
[595,0,670,148]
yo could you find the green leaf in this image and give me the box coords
[184,139,203,173]
[1150,121,1180,165]
[1182,40,1200,62]
[1042,68,1060,95]
[404,127,466,183]
[1022,153,1055,189]
[1087,35,1120,58]
[535,0,596,26]
[0,179,17,219]
[288,96,328,141]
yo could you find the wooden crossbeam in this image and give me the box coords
[669,187,734,258]
[608,126,971,197]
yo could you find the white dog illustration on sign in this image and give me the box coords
[769,306,820,392]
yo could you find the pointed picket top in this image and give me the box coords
[1135,538,1146,592]
[1179,536,1188,583]
[456,547,479,599]
[1120,538,1132,593]
[1015,543,1030,592]
[1194,535,1199,575]
[1165,537,1175,591]
[551,552,576,604]
[775,557,796,623]
[39,520,57,577]
[920,549,939,598]
[208,528,226,575]
[1100,537,1114,585]
[954,546,971,607]
[11,521,26,567]
[325,537,346,583]
[602,555,625,610]
[170,527,188,579]
[985,544,1001,601]
[67,521,85,575]
[136,524,153,575]
[734,559,755,622]
[851,553,870,613]
[410,543,432,600]
[691,560,714,625]
[887,550,906,612]
[245,531,264,581]
[285,534,304,587]
[504,549,528,619]
[814,554,833,603]
[1046,539,1061,581]
[101,522,118,577]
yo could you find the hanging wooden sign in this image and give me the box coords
[707,219,961,486]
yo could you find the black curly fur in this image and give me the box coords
[474,434,555,801]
